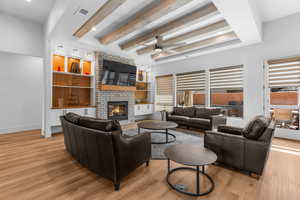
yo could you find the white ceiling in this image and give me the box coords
[0,0,55,23]
[255,0,300,22]
[52,0,300,65]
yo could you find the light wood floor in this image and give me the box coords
[0,130,300,200]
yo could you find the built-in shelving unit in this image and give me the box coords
[51,54,95,109]
[135,70,152,104]
[134,69,154,116]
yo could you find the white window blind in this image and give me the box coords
[268,56,300,88]
[210,65,243,89]
[176,70,205,91]
[155,75,173,111]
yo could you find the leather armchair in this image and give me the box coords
[61,115,151,190]
[204,117,275,176]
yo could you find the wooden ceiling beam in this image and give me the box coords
[151,32,238,59]
[73,0,126,38]
[137,20,229,55]
[120,3,218,50]
[99,0,184,44]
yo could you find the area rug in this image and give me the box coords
[124,128,204,160]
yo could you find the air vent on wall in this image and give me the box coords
[79,9,89,16]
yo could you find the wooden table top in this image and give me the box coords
[137,120,178,130]
[164,144,217,166]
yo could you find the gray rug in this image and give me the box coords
[124,128,204,160]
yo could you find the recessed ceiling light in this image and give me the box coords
[25,0,32,2]
[91,27,97,32]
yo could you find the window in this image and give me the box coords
[268,57,300,130]
[209,65,244,118]
[155,75,173,111]
[176,70,206,107]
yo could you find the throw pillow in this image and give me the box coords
[79,117,113,132]
[65,112,81,124]
[243,116,269,140]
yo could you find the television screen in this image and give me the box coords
[118,73,129,85]
[101,60,136,86]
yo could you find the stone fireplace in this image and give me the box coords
[95,52,135,125]
[95,52,136,125]
[96,91,135,124]
[107,101,128,120]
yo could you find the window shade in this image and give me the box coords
[176,70,205,91]
[209,65,243,89]
[155,75,173,111]
[268,56,300,88]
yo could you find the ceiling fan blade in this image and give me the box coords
[137,45,155,55]
[165,49,178,54]
[162,42,187,48]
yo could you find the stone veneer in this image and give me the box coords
[95,52,135,125]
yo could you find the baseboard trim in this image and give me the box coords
[0,124,41,135]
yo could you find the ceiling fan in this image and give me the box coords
[143,35,186,59]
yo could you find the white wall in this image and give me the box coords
[0,51,43,134]
[152,12,300,127]
[0,12,44,57]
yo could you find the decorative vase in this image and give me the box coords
[138,71,143,81]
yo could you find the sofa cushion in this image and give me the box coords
[195,108,221,119]
[189,118,210,126]
[242,116,269,140]
[173,107,185,116]
[78,117,114,132]
[182,107,196,117]
[168,115,189,122]
[65,112,81,124]
[195,108,209,119]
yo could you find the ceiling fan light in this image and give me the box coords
[155,48,162,53]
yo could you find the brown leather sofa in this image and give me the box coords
[166,107,226,130]
[60,113,151,190]
[204,115,275,176]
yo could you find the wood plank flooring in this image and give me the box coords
[0,130,300,200]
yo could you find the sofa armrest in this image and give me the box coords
[244,139,270,175]
[116,132,151,174]
[166,111,174,121]
[204,130,245,169]
[217,125,243,135]
[210,115,227,130]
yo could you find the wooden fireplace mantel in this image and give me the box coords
[98,84,136,91]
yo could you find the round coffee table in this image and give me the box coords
[137,120,177,144]
[164,144,217,196]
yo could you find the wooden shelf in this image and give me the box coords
[98,84,136,91]
[53,85,93,89]
[51,105,96,109]
[53,71,94,77]
[53,73,92,88]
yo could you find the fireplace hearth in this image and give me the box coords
[107,101,128,120]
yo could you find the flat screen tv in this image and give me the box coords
[101,60,136,86]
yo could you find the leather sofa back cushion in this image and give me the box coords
[243,116,269,140]
[182,107,195,117]
[173,107,185,115]
[195,108,220,119]
[65,112,81,124]
[78,117,114,132]
[174,107,195,117]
